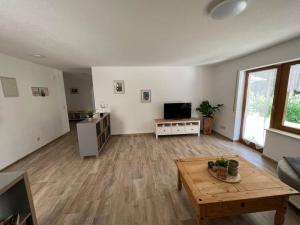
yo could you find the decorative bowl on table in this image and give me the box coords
[208,157,241,183]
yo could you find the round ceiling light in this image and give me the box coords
[209,0,248,20]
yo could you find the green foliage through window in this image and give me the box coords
[285,92,300,123]
[247,91,300,124]
[247,93,273,118]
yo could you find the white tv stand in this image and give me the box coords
[154,118,200,139]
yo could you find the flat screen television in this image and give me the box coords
[164,103,191,119]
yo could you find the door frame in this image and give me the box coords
[239,65,281,152]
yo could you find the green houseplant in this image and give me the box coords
[196,101,223,135]
[85,110,94,121]
[215,157,229,180]
[215,157,229,168]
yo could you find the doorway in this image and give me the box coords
[240,66,279,151]
[63,68,95,123]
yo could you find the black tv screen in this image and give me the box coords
[164,103,191,119]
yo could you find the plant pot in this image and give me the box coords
[228,160,239,176]
[217,166,228,180]
[203,117,214,135]
[88,117,93,122]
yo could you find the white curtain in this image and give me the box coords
[242,69,277,149]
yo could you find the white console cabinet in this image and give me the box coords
[154,118,200,139]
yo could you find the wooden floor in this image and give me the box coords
[5,123,300,225]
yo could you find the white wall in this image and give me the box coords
[264,129,300,161]
[213,37,300,140]
[0,53,70,169]
[63,73,94,111]
[92,67,213,135]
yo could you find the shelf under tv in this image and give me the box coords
[154,118,201,139]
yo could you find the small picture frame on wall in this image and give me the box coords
[31,87,49,97]
[31,87,40,96]
[141,89,151,103]
[0,76,19,97]
[113,80,125,94]
[70,88,79,94]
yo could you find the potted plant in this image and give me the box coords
[228,159,239,176]
[215,157,229,180]
[85,110,94,121]
[196,100,223,135]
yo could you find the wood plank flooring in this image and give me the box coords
[4,123,300,225]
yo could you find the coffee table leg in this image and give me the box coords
[177,169,182,191]
[197,217,205,225]
[274,196,289,225]
[197,207,205,225]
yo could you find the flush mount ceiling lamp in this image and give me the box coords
[209,0,248,20]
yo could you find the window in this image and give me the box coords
[272,60,300,134]
[241,60,300,150]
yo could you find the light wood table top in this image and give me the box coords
[175,155,299,225]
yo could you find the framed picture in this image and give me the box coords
[0,77,19,97]
[141,89,151,103]
[113,80,125,94]
[70,88,79,94]
[31,87,39,96]
[31,87,49,97]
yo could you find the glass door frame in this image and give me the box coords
[239,65,281,151]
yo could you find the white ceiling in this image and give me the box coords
[0,0,300,70]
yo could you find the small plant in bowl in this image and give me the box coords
[215,157,229,179]
[215,157,229,167]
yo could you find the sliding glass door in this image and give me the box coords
[241,67,278,150]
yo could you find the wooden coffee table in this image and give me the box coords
[175,155,299,225]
